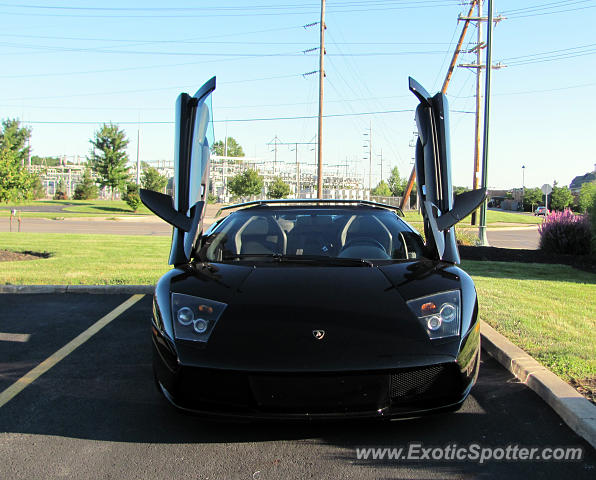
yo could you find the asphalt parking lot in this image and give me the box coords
[1,294,594,479]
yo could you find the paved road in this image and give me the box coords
[0,294,593,479]
[0,217,173,236]
[486,227,539,249]
[2,216,541,249]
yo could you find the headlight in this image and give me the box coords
[406,290,461,340]
[171,293,227,342]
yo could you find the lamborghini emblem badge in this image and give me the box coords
[313,330,325,340]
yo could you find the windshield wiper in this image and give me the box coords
[221,253,373,267]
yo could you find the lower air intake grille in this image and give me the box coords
[390,364,446,399]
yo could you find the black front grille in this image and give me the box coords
[389,363,462,406]
[171,363,463,414]
[390,365,445,398]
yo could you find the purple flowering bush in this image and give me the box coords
[538,209,592,255]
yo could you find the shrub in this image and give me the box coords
[538,209,591,255]
[588,194,596,253]
[455,228,480,246]
[268,176,290,199]
[53,190,68,200]
[122,182,141,212]
[228,169,263,198]
[73,169,98,200]
[53,178,67,200]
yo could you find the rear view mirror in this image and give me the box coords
[139,189,191,232]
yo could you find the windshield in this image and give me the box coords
[200,207,427,263]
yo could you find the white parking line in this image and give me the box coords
[0,294,144,409]
[0,333,31,343]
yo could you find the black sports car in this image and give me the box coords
[141,77,486,419]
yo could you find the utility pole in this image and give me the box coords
[470,0,483,224]
[270,138,316,195]
[400,0,477,211]
[316,0,326,198]
[478,0,494,246]
[136,128,141,185]
[378,148,383,184]
[267,135,281,176]
[295,143,300,197]
[224,122,228,156]
[363,122,372,192]
[459,2,505,224]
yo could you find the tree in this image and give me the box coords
[122,182,141,212]
[88,123,130,199]
[388,166,406,197]
[0,148,36,203]
[73,168,98,200]
[212,137,245,157]
[141,162,168,193]
[578,181,596,213]
[453,186,470,196]
[228,169,263,198]
[550,185,573,211]
[268,176,290,199]
[371,180,392,197]
[0,118,31,166]
[523,187,543,212]
[0,119,37,202]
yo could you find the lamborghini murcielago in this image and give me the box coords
[141,76,486,419]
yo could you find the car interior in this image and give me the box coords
[204,208,425,262]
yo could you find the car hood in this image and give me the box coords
[169,261,463,371]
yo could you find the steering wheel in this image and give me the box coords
[340,238,386,253]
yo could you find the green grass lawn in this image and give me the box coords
[0,199,151,217]
[1,232,593,391]
[0,232,170,285]
[402,209,543,227]
[62,201,151,215]
[461,260,596,388]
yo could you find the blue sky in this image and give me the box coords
[1,0,595,190]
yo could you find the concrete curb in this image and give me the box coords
[0,285,154,294]
[481,320,596,449]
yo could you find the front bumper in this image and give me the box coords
[152,322,480,420]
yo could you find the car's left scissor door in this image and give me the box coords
[169,77,216,265]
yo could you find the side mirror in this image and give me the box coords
[139,189,191,232]
[436,188,487,231]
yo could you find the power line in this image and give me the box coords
[506,3,596,18]
[2,73,310,101]
[501,42,596,61]
[19,109,476,125]
[0,1,465,18]
[502,0,592,15]
[19,109,417,126]
[0,40,449,57]
[0,33,461,46]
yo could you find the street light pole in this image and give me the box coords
[522,165,526,211]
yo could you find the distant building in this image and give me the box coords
[569,166,596,194]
